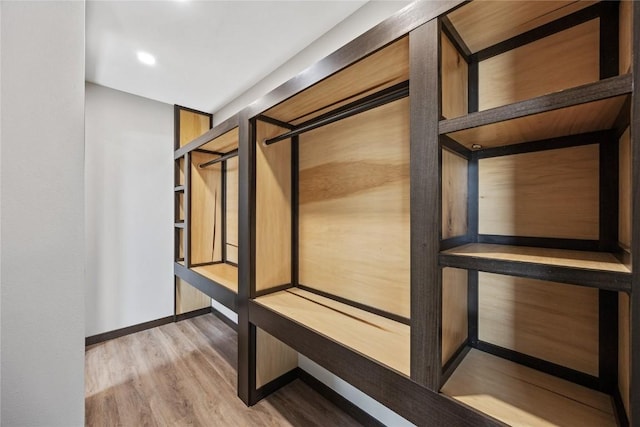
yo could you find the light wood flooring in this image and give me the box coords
[85,314,362,426]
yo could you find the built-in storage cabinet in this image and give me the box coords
[437,1,634,425]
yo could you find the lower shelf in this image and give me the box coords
[191,263,238,292]
[441,349,617,426]
[254,288,409,376]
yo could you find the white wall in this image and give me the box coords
[85,82,174,337]
[1,1,85,425]
[213,0,410,125]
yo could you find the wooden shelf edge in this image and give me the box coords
[174,185,185,192]
[439,253,632,292]
[174,262,238,312]
[174,114,239,159]
[248,300,506,427]
[439,74,632,135]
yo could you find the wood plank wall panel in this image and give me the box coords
[619,291,631,418]
[446,1,596,53]
[176,277,210,315]
[255,328,298,389]
[441,32,468,119]
[478,272,599,376]
[191,151,223,264]
[178,158,185,186]
[442,268,468,366]
[478,144,599,239]
[620,0,632,75]
[264,37,409,125]
[298,98,410,318]
[179,110,210,148]
[442,150,468,239]
[479,20,599,111]
[226,156,239,264]
[620,128,632,255]
[256,121,291,291]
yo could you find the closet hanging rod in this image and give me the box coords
[264,80,409,146]
[199,149,238,169]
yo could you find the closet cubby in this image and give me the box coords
[251,37,411,376]
[438,1,633,425]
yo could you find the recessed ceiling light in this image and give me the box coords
[137,51,156,66]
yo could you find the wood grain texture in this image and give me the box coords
[178,157,185,186]
[443,243,630,273]
[255,289,410,376]
[298,98,410,318]
[478,272,598,375]
[479,144,599,239]
[441,32,468,119]
[478,19,599,111]
[442,149,468,239]
[226,156,239,264]
[619,291,630,418]
[200,127,238,154]
[265,37,408,125]
[256,121,291,291]
[447,95,627,149]
[442,268,468,366]
[179,110,210,148]
[620,0,632,75]
[619,128,632,252]
[176,277,210,315]
[256,328,298,389]
[86,314,362,427]
[191,151,223,264]
[191,263,237,293]
[446,1,596,53]
[441,349,616,427]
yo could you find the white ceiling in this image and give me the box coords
[86,0,368,113]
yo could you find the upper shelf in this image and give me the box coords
[440,75,630,150]
[440,243,631,292]
[254,288,410,376]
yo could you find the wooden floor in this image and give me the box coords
[85,314,362,426]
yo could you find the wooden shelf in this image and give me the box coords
[191,263,237,293]
[441,349,617,427]
[440,243,631,291]
[254,288,410,376]
[439,75,630,150]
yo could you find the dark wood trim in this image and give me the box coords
[440,235,470,251]
[467,61,478,114]
[249,300,505,426]
[439,74,633,135]
[237,112,256,405]
[477,235,601,252]
[245,0,464,118]
[254,283,293,298]
[298,369,386,427]
[174,262,237,311]
[612,387,631,427]
[471,3,603,62]
[599,290,618,393]
[440,134,471,160]
[467,152,478,242]
[174,105,181,151]
[174,114,239,159]
[440,15,471,61]
[185,153,192,268]
[475,342,601,392]
[614,96,632,138]
[175,104,213,118]
[410,18,441,390]
[599,1,620,80]
[475,130,614,159]
[600,136,619,252]
[291,135,299,287]
[85,315,175,346]
[441,343,471,385]
[439,252,632,292]
[221,159,227,263]
[175,306,213,323]
[210,305,238,332]
[467,270,478,346]
[628,28,640,427]
[190,261,224,268]
[194,148,225,156]
[253,367,299,402]
[296,284,411,325]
